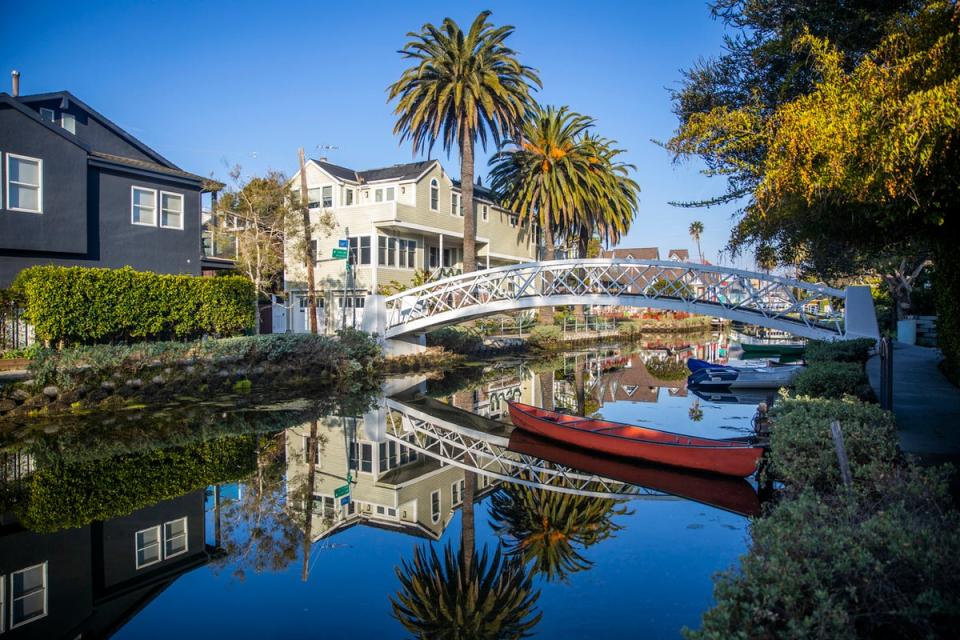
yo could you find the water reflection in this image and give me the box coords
[0,333,764,638]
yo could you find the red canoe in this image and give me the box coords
[507,430,761,517]
[507,401,764,477]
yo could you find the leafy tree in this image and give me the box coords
[389,11,540,274]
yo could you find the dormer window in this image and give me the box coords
[61,112,76,134]
[39,108,55,123]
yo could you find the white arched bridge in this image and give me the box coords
[362,259,878,352]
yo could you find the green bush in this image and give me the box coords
[793,361,872,400]
[617,320,644,338]
[804,338,876,364]
[426,327,484,353]
[686,466,960,640]
[768,396,899,495]
[13,265,255,344]
[527,325,563,350]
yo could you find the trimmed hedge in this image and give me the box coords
[426,327,484,354]
[804,338,875,364]
[793,361,872,400]
[527,325,563,349]
[13,265,255,344]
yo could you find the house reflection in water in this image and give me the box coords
[0,488,211,639]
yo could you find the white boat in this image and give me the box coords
[687,362,803,389]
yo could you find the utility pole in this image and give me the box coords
[298,148,318,334]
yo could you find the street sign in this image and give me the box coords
[334,484,350,498]
[340,495,351,506]
[338,239,348,248]
[331,248,348,259]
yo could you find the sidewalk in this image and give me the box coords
[867,343,960,458]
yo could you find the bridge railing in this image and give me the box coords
[382,259,848,337]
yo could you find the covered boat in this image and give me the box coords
[507,401,764,477]
[740,341,805,357]
[686,361,803,389]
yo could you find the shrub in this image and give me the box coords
[768,396,899,495]
[617,320,644,338]
[804,338,876,364]
[527,325,563,350]
[13,265,255,344]
[686,466,960,640]
[426,327,484,354]
[336,328,382,367]
[793,361,872,400]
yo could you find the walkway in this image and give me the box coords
[867,343,960,459]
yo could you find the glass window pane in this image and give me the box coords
[134,189,155,208]
[10,185,38,211]
[13,591,45,623]
[386,187,395,201]
[12,565,44,595]
[10,157,39,184]
[137,527,159,547]
[166,535,187,557]
[165,518,186,537]
[138,545,160,566]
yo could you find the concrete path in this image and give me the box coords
[867,343,960,459]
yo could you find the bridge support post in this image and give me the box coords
[361,294,427,355]
[843,285,880,342]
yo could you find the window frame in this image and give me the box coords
[10,562,48,629]
[451,481,461,506]
[429,179,439,211]
[135,524,163,569]
[61,112,77,134]
[159,190,185,230]
[39,107,55,123]
[450,192,460,217]
[6,153,44,214]
[130,186,158,227]
[163,517,189,560]
[430,489,441,523]
[385,186,395,201]
[0,571,5,634]
[481,204,488,222]
[375,188,383,203]
[321,185,333,208]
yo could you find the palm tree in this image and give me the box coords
[489,478,630,583]
[391,543,542,639]
[489,105,598,324]
[389,11,540,273]
[689,220,705,263]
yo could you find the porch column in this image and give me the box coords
[372,231,379,293]
[486,253,490,270]
[439,233,444,269]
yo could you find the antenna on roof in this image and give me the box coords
[314,144,339,163]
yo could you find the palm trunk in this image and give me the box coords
[301,419,318,582]
[575,357,585,416]
[461,136,477,274]
[540,217,556,326]
[461,471,476,569]
[298,149,318,334]
[574,227,590,324]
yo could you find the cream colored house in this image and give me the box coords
[285,417,499,542]
[284,158,541,332]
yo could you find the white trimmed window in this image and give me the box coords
[164,517,188,559]
[451,481,461,506]
[11,562,47,629]
[6,154,43,213]
[430,179,439,210]
[321,185,333,208]
[385,186,395,201]
[375,188,383,203]
[61,112,77,134]
[131,186,157,226]
[431,489,441,523]
[39,108,55,123]
[343,187,354,206]
[481,204,488,222]
[160,191,184,229]
[136,525,162,568]
[398,239,416,269]
[451,193,462,217]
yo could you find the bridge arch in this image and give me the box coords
[362,259,878,348]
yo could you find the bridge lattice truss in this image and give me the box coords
[383,259,848,339]
[384,399,666,500]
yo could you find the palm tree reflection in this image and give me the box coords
[489,474,631,583]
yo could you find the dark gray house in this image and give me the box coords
[0,80,223,288]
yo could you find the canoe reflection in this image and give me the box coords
[507,430,761,517]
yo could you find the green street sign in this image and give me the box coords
[331,248,348,259]
[334,484,350,498]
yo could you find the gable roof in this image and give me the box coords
[0,92,90,152]
[312,159,437,184]
[17,91,178,169]
[601,247,660,260]
[89,151,210,185]
[668,249,690,261]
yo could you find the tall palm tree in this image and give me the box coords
[689,220,705,263]
[389,11,540,273]
[391,543,542,639]
[489,478,629,583]
[489,105,598,324]
[572,134,640,322]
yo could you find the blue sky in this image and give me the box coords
[2,0,756,268]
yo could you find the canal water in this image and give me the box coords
[1,332,770,639]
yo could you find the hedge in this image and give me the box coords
[793,361,872,400]
[804,338,875,364]
[527,325,564,349]
[426,327,484,354]
[13,265,255,344]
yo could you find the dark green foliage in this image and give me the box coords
[804,338,875,364]
[644,357,688,381]
[686,466,960,640]
[426,327,484,354]
[793,361,872,400]
[934,237,960,383]
[13,265,255,344]
[17,434,258,532]
[526,325,563,350]
[336,327,382,364]
[391,543,542,639]
[768,396,898,495]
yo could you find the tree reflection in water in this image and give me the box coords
[489,474,631,583]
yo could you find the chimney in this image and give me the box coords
[11,70,20,97]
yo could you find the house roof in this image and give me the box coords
[451,179,497,203]
[601,247,661,260]
[90,151,211,186]
[668,249,690,261]
[17,90,178,169]
[313,159,437,184]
